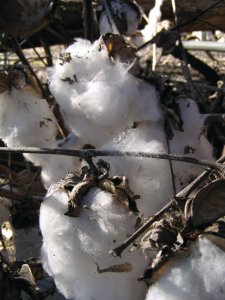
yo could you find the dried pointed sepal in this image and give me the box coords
[184,179,225,229]
[46,169,88,198]
[141,219,179,251]
[98,179,116,194]
[111,176,139,212]
[95,261,132,274]
[201,219,225,251]
[16,263,36,288]
[96,159,110,180]
[65,176,97,217]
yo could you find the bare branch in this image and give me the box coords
[83,0,94,41]
[0,147,223,172]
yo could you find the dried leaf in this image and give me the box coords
[103,33,136,62]
[111,176,139,212]
[98,179,116,194]
[95,262,132,274]
[141,219,178,251]
[184,179,225,229]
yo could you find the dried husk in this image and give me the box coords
[141,219,179,252]
[184,179,225,229]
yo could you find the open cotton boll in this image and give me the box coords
[100,122,174,216]
[169,98,213,191]
[48,38,150,146]
[0,87,58,167]
[145,237,225,300]
[40,187,147,300]
[0,89,57,148]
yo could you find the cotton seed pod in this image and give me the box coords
[184,179,225,229]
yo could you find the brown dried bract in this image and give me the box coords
[184,179,225,229]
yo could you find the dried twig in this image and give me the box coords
[83,0,94,41]
[0,147,223,172]
[102,0,120,34]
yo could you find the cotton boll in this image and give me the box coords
[40,187,147,300]
[48,38,146,146]
[0,89,57,149]
[145,237,225,300]
[100,122,174,216]
[169,98,213,191]
[0,85,58,168]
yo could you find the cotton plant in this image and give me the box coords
[145,236,225,300]
[38,36,217,300]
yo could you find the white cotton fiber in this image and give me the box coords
[100,122,173,216]
[140,0,166,43]
[0,86,81,187]
[169,98,214,191]
[0,87,58,168]
[0,89,57,149]
[145,236,225,300]
[48,38,161,147]
[40,187,147,300]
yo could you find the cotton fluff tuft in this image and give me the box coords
[0,87,80,188]
[0,88,57,149]
[100,122,173,215]
[169,98,214,191]
[48,38,162,146]
[40,187,147,300]
[145,237,225,300]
